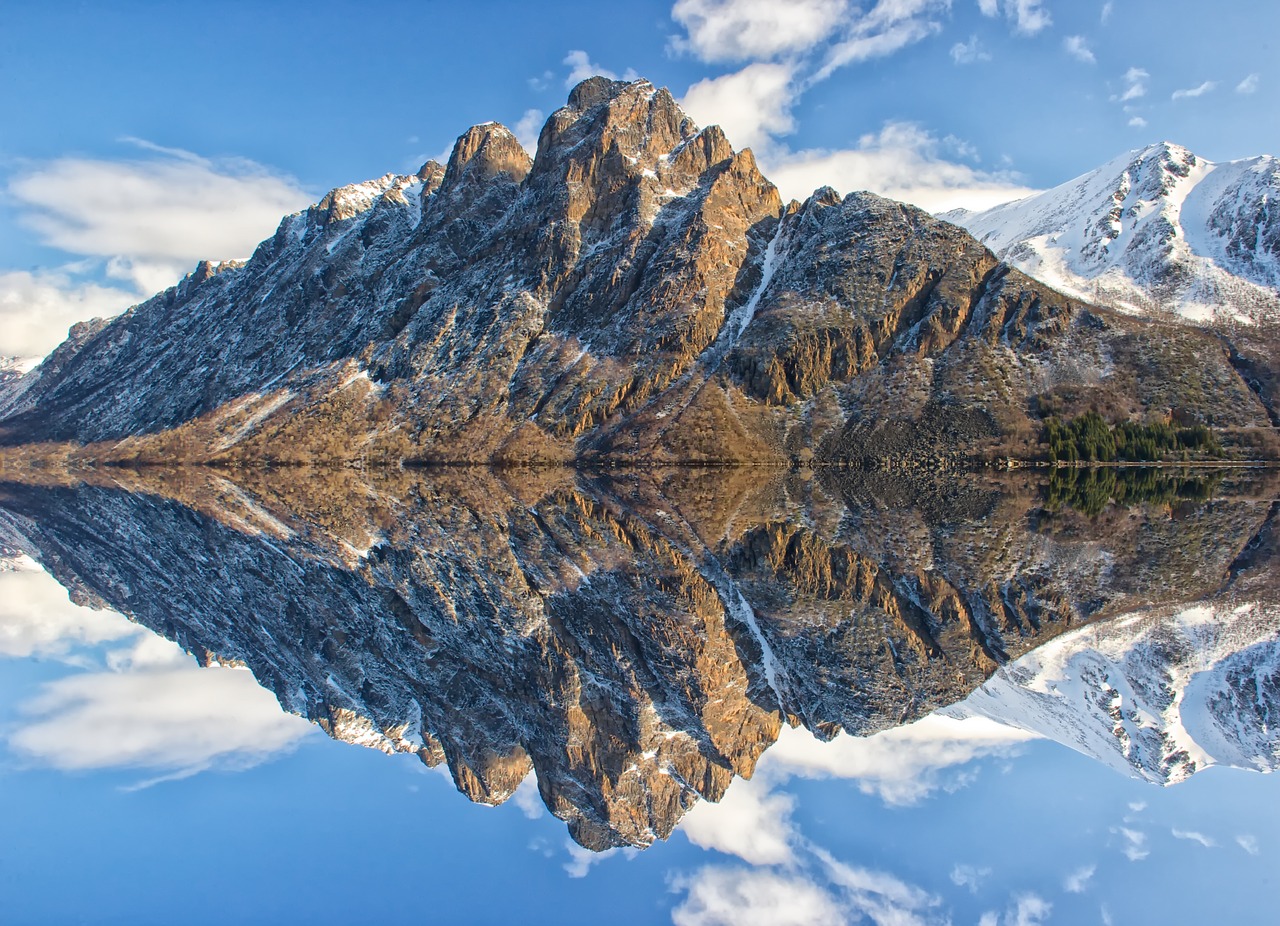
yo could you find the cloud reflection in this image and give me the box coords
[2,558,313,778]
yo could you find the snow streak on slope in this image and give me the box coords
[947,142,1280,322]
[949,601,1280,784]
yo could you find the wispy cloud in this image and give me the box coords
[978,0,1054,36]
[1236,834,1260,855]
[1172,80,1217,100]
[952,863,993,893]
[563,50,618,86]
[1112,826,1149,861]
[763,121,1038,213]
[1063,35,1096,64]
[1172,828,1217,848]
[1236,73,1260,94]
[670,867,846,926]
[1,142,311,358]
[9,142,310,295]
[1101,1,1114,24]
[979,892,1053,926]
[1113,66,1149,101]
[1063,863,1096,893]
[951,34,992,64]
[564,840,629,878]
[813,0,951,81]
[669,0,849,63]
[511,772,544,819]
[1128,116,1148,128]
[513,108,545,155]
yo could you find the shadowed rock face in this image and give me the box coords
[0,466,1274,849]
[1,80,1270,461]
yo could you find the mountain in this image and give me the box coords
[1,82,1272,462]
[1,466,1274,848]
[946,142,1280,324]
[956,597,1280,783]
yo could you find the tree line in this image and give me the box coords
[1044,411,1222,464]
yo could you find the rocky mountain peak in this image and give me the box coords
[443,122,532,190]
[532,78,696,182]
[415,158,446,191]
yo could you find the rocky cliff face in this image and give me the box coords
[1,466,1273,848]
[1,83,1270,460]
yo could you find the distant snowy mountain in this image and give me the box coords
[953,601,1280,784]
[0,357,38,420]
[946,142,1280,322]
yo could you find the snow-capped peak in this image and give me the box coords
[947,142,1280,322]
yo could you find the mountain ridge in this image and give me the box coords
[1,79,1274,463]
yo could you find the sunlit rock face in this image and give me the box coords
[0,80,1270,461]
[1,467,1275,849]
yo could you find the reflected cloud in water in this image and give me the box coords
[1,559,313,780]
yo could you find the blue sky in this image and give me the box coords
[1,0,1276,356]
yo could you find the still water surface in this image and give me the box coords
[0,466,1275,924]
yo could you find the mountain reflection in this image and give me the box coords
[0,465,1275,850]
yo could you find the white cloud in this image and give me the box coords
[670,0,849,63]
[1112,826,1149,861]
[8,143,310,296]
[564,840,626,878]
[1236,834,1260,855]
[817,848,948,925]
[1128,116,1148,128]
[0,269,135,360]
[1172,828,1217,848]
[0,559,137,658]
[951,35,992,64]
[1010,893,1052,926]
[1,143,311,358]
[563,50,618,87]
[528,69,555,92]
[681,62,798,151]
[979,0,1053,36]
[978,893,1054,926]
[514,108,545,156]
[951,863,992,893]
[762,121,1038,214]
[756,716,1035,804]
[1063,35,1096,64]
[813,0,951,82]
[680,775,797,864]
[1236,73,1260,94]
[1113,66,1149,102]
[1101,1,1114,23]
[9,634,313,777]
[512,771,545,819]
[1063,863,1096,893]
[671,868,846,926]
[1172,80,1217,101]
